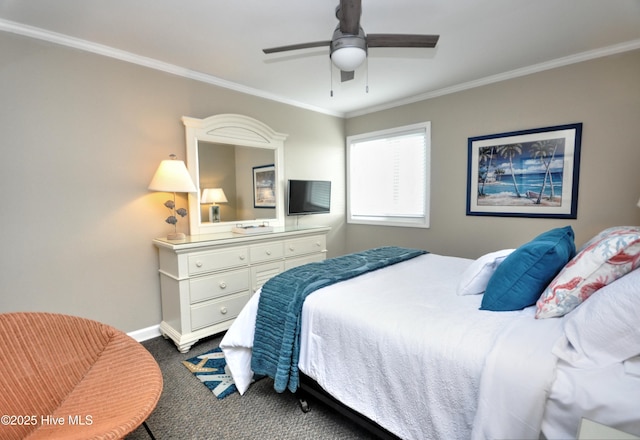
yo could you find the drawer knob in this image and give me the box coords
[315,241,320,247]
[266,250,272,255]
[239,255,246,260]
[195,261,203,268]
[289,246,295,251]
[219,282,227,289]
[220,306,228,315]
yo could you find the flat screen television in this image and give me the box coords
[287,179,331,215]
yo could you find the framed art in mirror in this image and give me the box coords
[253,164,276,208]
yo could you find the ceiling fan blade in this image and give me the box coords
[367,34,440,48]
[263,41,331,54]
[339,0,361,35]
[340,70,355,82]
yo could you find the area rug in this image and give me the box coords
[182,347,238,399]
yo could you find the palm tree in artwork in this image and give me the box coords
[496,143,523,198]
[478,146,495,196]
[530,139,559,204]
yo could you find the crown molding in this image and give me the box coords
[346,38,640,118]
[2,18,639,120]
[0,18,344,118]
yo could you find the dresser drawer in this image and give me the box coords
[190,291,250,331]
[284,252,325,270]
[251,261,284,292]
[188,247,249,275]
[189,268,250,304]
[250,242,284,264]
[285,235,326,258]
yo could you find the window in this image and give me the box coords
[347,122,431,228]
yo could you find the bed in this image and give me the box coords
[220,226,640,439]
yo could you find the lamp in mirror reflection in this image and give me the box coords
[201,188,228,223]
[148,154,197,239]
[637,197,640,208]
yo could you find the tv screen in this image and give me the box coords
[287,180,331,215]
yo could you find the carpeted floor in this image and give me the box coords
[126,334,373,440]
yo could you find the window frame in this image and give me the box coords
[346,121,431,228]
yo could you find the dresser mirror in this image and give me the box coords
[183,114,288,235]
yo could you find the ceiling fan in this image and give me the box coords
[262,0,439,82]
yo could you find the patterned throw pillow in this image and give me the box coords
[535,226,640,318]
[577,225,640,252]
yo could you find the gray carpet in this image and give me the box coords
[126,334,374,440]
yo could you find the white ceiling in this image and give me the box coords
[1,0,640,117]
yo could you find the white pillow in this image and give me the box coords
[552,268,640,368]
[457,249,514,295]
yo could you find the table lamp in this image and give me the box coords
[201,188,228,222]
[148,154,197,239]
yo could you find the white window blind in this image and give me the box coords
[347,122,431,228]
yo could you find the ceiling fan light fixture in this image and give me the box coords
[331,46,367,71]
[330,25,367,72]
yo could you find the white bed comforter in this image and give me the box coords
[221,253,565,440]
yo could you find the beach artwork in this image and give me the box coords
[253,164,276,208]
[467,124,582,219]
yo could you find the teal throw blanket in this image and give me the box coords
[250,246,427,393]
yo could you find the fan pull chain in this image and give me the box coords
[365,56,369,93]
[330,59,334,97]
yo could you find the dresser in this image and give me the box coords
[153,226,330,352]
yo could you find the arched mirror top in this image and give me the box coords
[184,114,288,235]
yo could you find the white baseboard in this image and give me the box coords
[128,324,161,342]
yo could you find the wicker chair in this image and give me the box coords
[0,312,163,440]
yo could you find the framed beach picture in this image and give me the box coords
[466,123,582,219]
[253,164,276,208]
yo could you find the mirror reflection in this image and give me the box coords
[197,141,276,224]
[184,114,287,235]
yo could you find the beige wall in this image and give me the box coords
[0,32,346,333]
[345,50,640,258]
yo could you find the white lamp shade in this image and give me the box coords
[148,156,197,193]
[331,47,367,71]
[637,197,640,208]
[201,188,228,204]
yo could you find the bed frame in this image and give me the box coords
[297,373,402,440]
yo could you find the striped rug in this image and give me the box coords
[181,347,237,399]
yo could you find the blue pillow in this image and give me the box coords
[480,226,576,312]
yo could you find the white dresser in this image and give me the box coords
[153,226,330,352]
